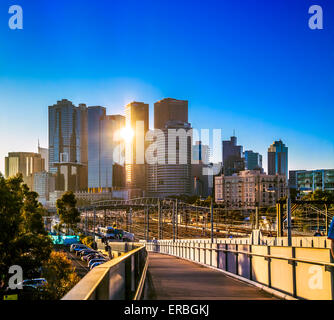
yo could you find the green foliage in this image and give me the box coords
[40,251,80,300]
[80,235,94,248]
[56,191,81,234]
[0,173,53,286]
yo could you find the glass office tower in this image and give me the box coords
[48,99,88,191]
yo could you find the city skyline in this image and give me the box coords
[1,0,334,174]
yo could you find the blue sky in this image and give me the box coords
[0,0,333,174]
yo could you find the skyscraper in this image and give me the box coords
[222,136,244,176]
[88,107,126,192]
[154,98,188,129]
[99,114,125,190]
[147,120,192,197]
[87,106,106,190]
[268,140,288,178]
[244,150,263,171]
[48,99,88,191]
[124,101,149,192]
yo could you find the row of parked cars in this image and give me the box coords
[70,244,110,270]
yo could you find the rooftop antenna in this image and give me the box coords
[233,129,236,137]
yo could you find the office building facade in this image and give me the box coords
[244,150,263,171]
[124,101,149,192]
[147,120,192,197]
[33,171,55,205]
[268,140,288,178]
[154,98,188,129]
[5,152,45,190]
[222,136,245,176]
[48,99,88,191]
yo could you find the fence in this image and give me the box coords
[145,239,334,300]
[62,244,148,300]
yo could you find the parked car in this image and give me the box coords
[90,262,105,270]
[87,254,106,263]
[74,246,90,256]
[79,249,96,257]
[82,252,101,261]
[88,258,107,268]
[70,244,87,253]
[18,278,47,289]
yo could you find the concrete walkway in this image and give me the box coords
[146,253,277,300]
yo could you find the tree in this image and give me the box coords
[56,192,81,235]
[0,174,53,290]
[40,251,80,300]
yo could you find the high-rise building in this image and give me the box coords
[99,114,125,190]
[147,120,192,197]
[87,107,126,192]
[124,102,149,192]
[154,98,188,129]
[5,152,45,190]
[192,141,211,197]
[87,106,106,190]
[244,150,263,171]
[222,136,245,176]
[48,99,88,191]
[215,170,287,208]
[268,140,288,178]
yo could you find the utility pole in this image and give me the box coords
[210,198,214,243]
[129,207,132,234]
[146,206,149,241]
[287,194,292,246]
[93,207,97,249]
[175,199,178,240]
[173,201,175,242]
[255,204,259,230]
[325,204,329,235]
[158,200,161,239]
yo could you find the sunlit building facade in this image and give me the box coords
[147,120,192,197]
[124,101,149,193]
[5,152,45,190]
[215,170,287,209]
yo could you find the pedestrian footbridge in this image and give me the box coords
[62,236,334,300]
